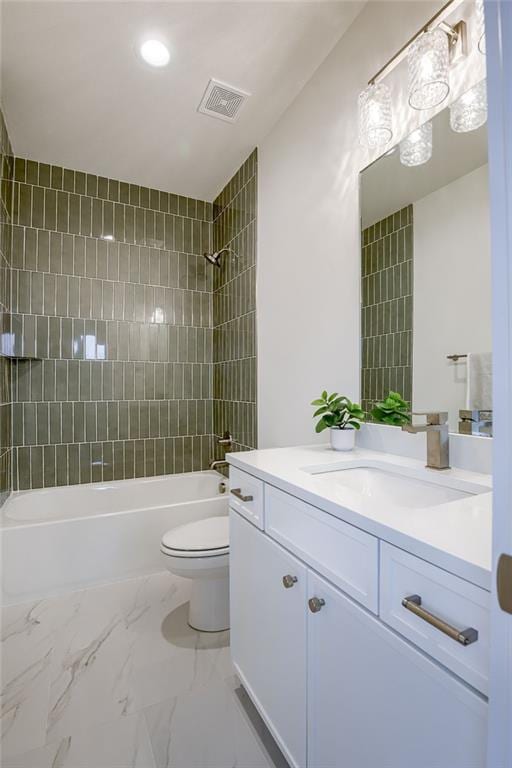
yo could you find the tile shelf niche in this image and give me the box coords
[0,352,41,360]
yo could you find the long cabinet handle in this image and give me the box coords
[230,488,254,503]
[402,594,478,646]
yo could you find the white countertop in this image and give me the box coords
[227,445,493,591]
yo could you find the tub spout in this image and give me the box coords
[209,459,229,471]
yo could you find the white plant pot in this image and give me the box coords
[330,428,356,452]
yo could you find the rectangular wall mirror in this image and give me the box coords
[360,91,491,436]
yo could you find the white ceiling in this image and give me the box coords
[1,1,364,201]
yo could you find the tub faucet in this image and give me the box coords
[209,459,229,471]
[217,431,233,448]
[402,412,450,470]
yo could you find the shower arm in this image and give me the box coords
[218,248,237,257]
[203,248,239,267]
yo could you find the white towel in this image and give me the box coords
[466,352,492,410]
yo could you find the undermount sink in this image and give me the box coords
[303,461,491,510]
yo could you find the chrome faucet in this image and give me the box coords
[217,431,233,448]
[402,412,450,470]
[209,459,229,471]
[209,431,233,471]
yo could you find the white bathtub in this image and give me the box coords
[0,471,228,606]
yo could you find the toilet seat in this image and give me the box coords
[161,516,229,559]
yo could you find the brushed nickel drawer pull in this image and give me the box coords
[402,594,478,646]
[230,488,254,503]
[282,575,298,589]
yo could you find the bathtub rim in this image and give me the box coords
[1,469,228,530]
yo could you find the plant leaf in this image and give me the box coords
[315,417,329,433]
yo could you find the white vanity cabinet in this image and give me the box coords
[307,571,487,768]
[229,469,488,768]
[230,509,307,768]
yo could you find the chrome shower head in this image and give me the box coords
[202,248,238,268]
[203,251,222,267]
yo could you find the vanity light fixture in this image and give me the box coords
[358,83,393,148]
[140,39,170,68]
[358,0,467,147]
[399,121,433,166]
[449,79,487,133]
[408,29,450,110]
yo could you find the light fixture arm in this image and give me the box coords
[368,0,466,86]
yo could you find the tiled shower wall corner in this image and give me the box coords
[212,150,257,458]
[0,109,13,505]
[7,158,216,489]
[361,205,413,417]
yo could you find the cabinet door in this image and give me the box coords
[230,510,307,768]
[307,571,487,768]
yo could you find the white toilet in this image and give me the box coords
[160,516,230,632]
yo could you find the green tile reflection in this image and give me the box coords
[361,205,413,419]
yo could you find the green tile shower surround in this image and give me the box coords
[0,142,258,491]
[0,109,13,505]
[213,150,257,456]
[361,205,413,418]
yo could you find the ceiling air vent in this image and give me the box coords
[197,79,250,123]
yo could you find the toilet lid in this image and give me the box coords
[161,516,229,553]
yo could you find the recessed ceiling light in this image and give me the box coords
[140,39,170,68]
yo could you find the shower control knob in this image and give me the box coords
[308,597,326,613]
[282,575,298,589]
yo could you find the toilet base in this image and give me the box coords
[188,573,230,632]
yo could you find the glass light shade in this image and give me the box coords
[449,80,487,133]
[358,83,393,148]
[476,0,486,54]
[400,121,433,167]
[408,29,450,110]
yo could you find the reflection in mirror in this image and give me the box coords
[360,94,491,436]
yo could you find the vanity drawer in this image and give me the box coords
[380,542,490,694]
[265,485,379,613]
[229,466,265,529]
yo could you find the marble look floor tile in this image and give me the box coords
[45,581,140,741]
[144,677,284,768]
[2,711,156,768]
[1,594,80,757]
[2,570,287,768]
[121,572,192,669]
[131,602,232,710]
[1,649,52,758]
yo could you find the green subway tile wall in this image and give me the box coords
[0,109,13,505]
[361,205,413,417]
[6,157,217,489]
[212,150,257,459]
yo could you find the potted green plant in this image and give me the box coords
[311,392,365,451]
[371,391,411,426]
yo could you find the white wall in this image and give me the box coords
[257,0,486,448]
[413,164,491,430]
